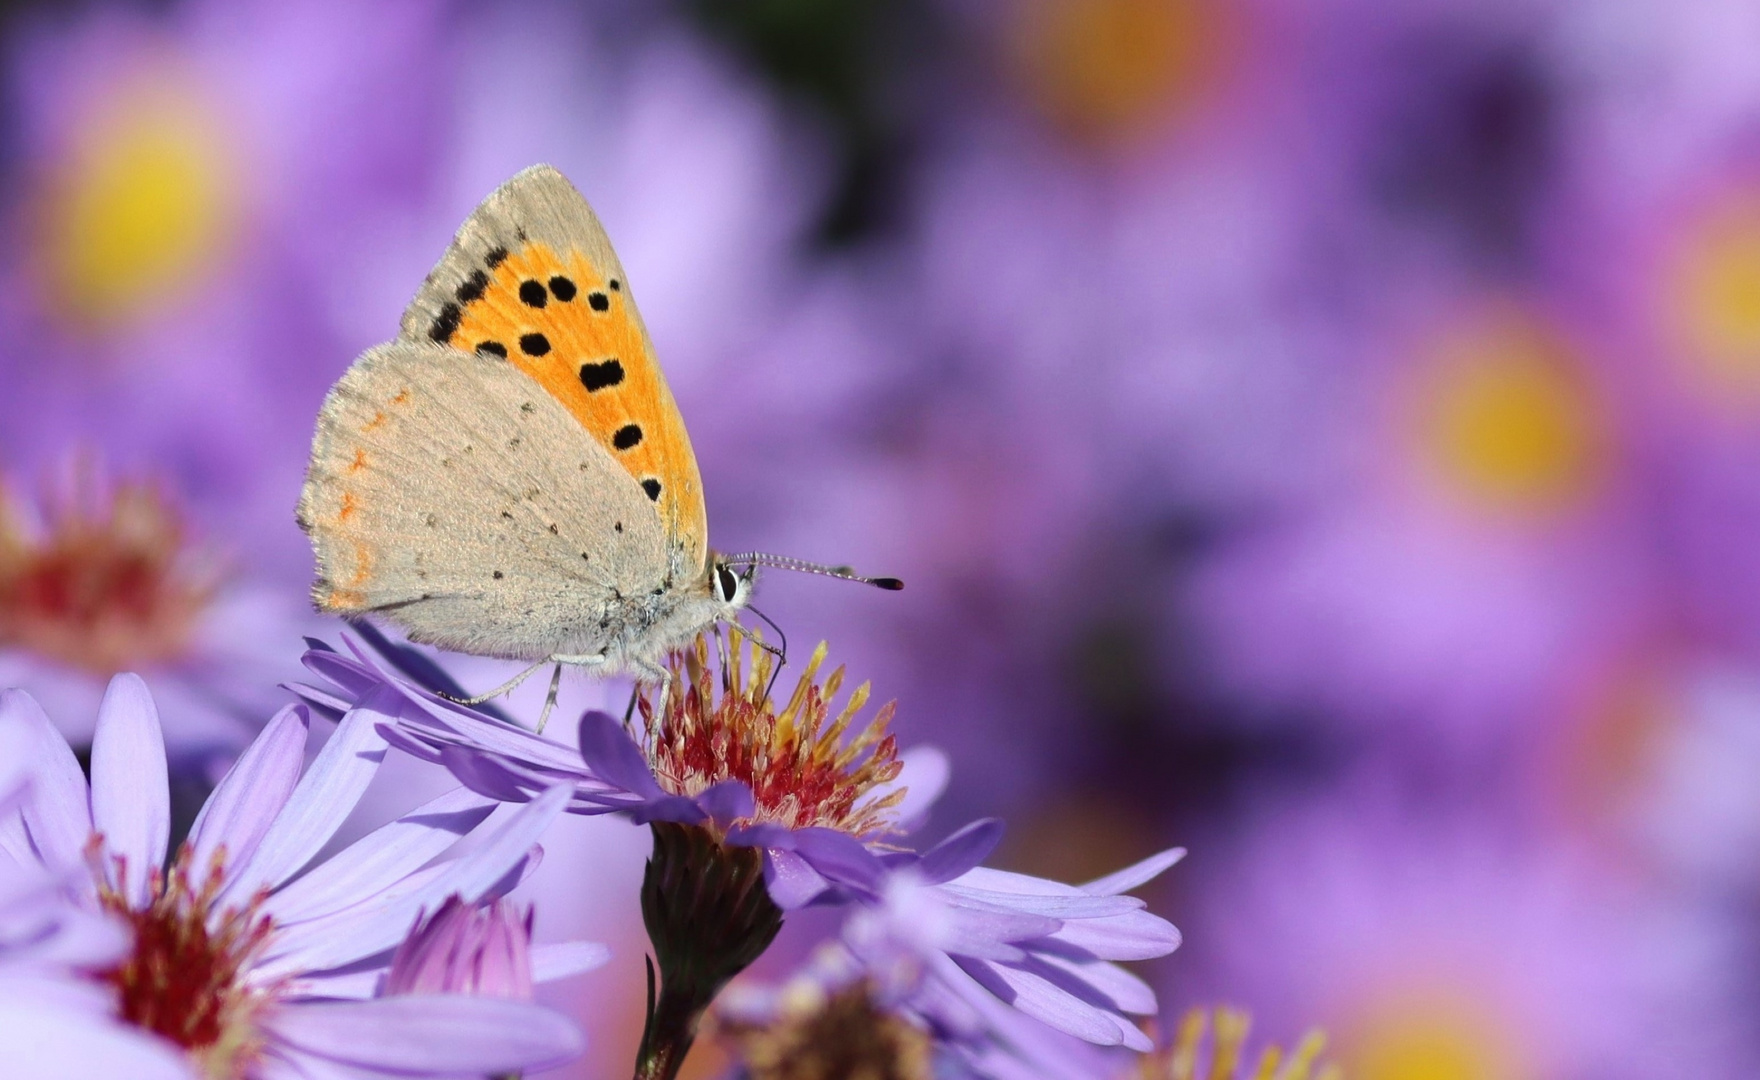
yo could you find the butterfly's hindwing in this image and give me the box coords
[298,341,673,661]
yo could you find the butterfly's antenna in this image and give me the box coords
[722,552,904,591]
[743,605,789,667]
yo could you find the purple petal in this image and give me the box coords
[953,956,1127,1047]
[532,941,611,982]
[226,691,393,902]
[576,711,667,798]
[919,818,1005,884]
[1079,847,1185,896]
[268,995,584,1073]
[1048,910,1182,961]
[695,780,755,826]
[376,721,447,764]
[0,690,90,872]
[722,821,793,848]
[939,902,1061,954]
[764,848,831,909]
[940,884,1141,921]
[89,674,169,906]
[266,786,571,973]
[625,793,710,827]
[788,828,885,890]
[284,681,352,722]
[299,648,385,702]
[438,745,540,803]
[187,705,310,878]
[266,787,495,925]
[1034,952,1158,1015]
[0,1002,194,1080]
[277,969,382,1001]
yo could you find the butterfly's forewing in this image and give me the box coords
[399,165,708,577]
[299,341,670,660]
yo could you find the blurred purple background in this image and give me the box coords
[3,0,1760,1075]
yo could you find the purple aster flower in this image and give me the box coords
[860,838,1183,1057]
[0,715,196,1078]
[712,835,1184,1078]
[0,671,597,1079]
[296,629,950,910]
[0,458,314,753]
[296,627,947,1078]
[1183,792,1737,1079]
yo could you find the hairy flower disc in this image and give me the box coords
[95,845,274,1079]
[1136,1008,1337,1080]
[641,628,906,836]
[718,980,932,1080]
[0,466,217,675]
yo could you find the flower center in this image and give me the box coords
[1410,305,1606,516]
[1137,1008,1333,1080]
[1668,192,1760,401]
[95,846,274,1080]
[1009,0,1229,145]
[0,469,217,675]
[719,981,932,1080]
[1341,986,1533,1080]
[37,61,240,330]
[643,630,906,835]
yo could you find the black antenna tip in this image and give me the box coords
[871,577,905,591]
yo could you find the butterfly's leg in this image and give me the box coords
[625,657,676,717]
[440,659,548,707]
[534,663,564,734]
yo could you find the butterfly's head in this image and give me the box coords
[709,556,757,613]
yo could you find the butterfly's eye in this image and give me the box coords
[714,563,741,604]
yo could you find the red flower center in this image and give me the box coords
[95,845,273,1078]
[0,469,216,675]
[643,630,906,836]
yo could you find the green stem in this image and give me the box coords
[631,823,784,1080]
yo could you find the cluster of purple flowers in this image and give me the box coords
[5,0,1760,1075]
[0,625,1189,1077]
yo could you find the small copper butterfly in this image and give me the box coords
[298,165,898,697]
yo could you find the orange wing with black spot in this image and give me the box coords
[398,165,708,575]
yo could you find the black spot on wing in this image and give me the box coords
[456,270,489,304]
[520,333,551,356]
[612,424,642,450]
[549,276,577,301]
[609,279,621,291]
[519,280,548,307]
[579,359,624,392]
[485,246,509,269]
[429,302,462,343]
[477,341,507,358]
[641,479,662,501]
[588,292,610,312]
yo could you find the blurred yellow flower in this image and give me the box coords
[1412,305,1606,516]
[37,62,241,329]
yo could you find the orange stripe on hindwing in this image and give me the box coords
[433,241,701,548]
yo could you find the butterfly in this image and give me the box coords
[298,165,898,701]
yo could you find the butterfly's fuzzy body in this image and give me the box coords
[299,165,747,678]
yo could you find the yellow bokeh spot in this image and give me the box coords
[1670,197,1760,396]
[1343,989,1534,1080]
[1415,308,1605,514]
[38,67,239,329]
[1011,0,1225,145]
